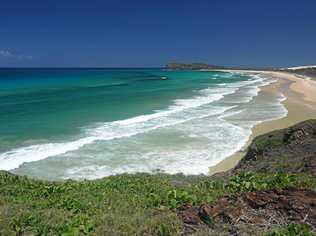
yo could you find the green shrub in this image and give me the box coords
[227,172,267,192]
[267,223,313,236]
[254,133,283,151]
[265,172,315,190]
[166,190,197,209]
[59,214,94,235]
[227,172,315,193]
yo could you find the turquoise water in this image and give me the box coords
[0,69,287,180]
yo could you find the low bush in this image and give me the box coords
[266,223,313,236]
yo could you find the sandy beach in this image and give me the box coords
[209,70,316,175]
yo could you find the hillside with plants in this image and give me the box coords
[0,120,315,235]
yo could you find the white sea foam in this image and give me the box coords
[62,119,251,180]
[0,85,236,171]
[0,73,288,179]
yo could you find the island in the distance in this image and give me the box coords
[165,62,223,70]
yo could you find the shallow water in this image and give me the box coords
[0,69,287,180]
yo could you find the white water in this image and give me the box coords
[0,74,288,179]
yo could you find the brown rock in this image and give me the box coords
[220,207,242,224]
[178,188,316,235]
[177,204,200,225]
[304,156,316,176]
[199,197,230,217]
[199,197,242,224]
[248,216,266,225]
[244,191,275,208]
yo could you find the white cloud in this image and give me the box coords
[0,50,13,57]
[0,50,32,60]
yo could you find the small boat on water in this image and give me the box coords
[161,76,168,80]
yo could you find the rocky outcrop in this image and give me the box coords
[231,120,316,175]
[178,188,316,235]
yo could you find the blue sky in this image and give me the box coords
[0,0,315,68]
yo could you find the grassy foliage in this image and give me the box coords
[0,171,315,235]
[227,172,315,193]
[266,223,313,236]
[253,133,284,152]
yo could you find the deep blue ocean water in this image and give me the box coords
[0,69,287,179]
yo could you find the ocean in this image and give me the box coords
[0,69,287,180]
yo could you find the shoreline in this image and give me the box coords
[209,70,316,175]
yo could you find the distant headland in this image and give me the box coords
[165,62,223,70]
[165,62,316,80]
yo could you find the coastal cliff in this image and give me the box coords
[0,120,315,235]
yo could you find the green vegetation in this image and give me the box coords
[0,170,315,235]
[227,172,315,193]
[252,132,284,152]
[165,62,221,70]
[266,223,313,236]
